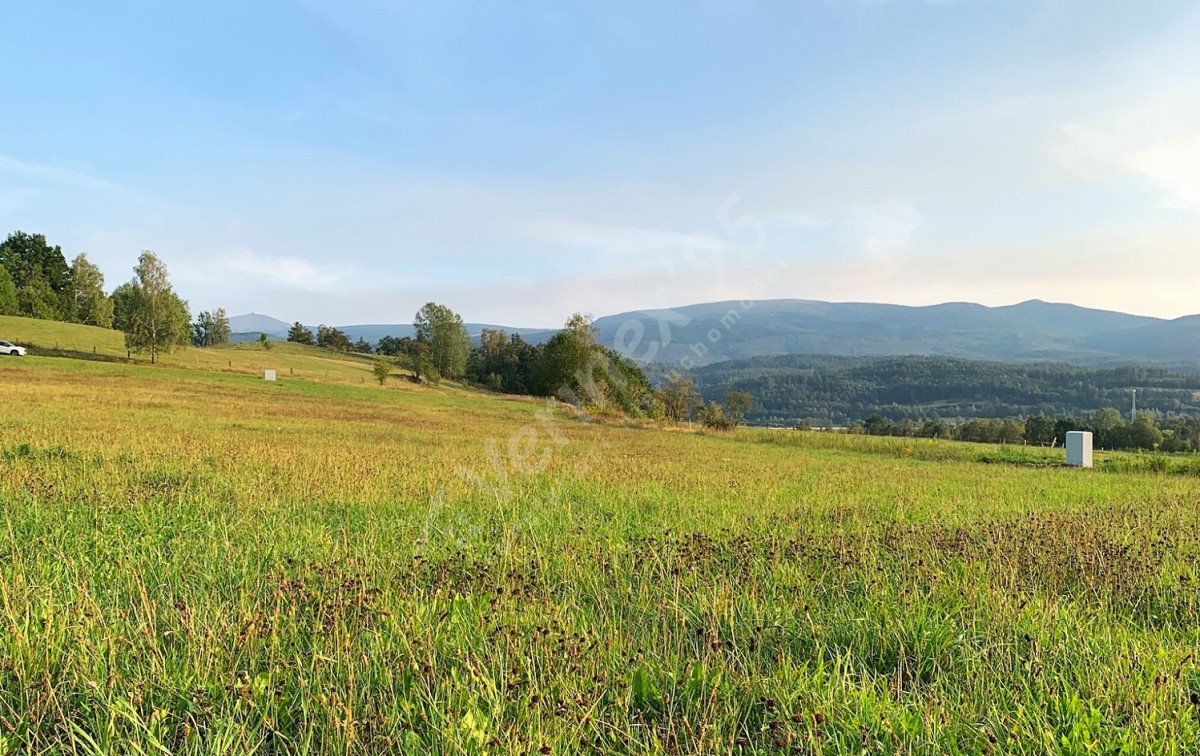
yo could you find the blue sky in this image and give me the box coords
[2,1,1199,326]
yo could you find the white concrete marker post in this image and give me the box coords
[264,369,276,382]
[1066,431,1093,468]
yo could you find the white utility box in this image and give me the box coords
[1066,431,1093,468]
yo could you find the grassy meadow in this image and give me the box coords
[0,315,384,386]
[2,322,1200,753]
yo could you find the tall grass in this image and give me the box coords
[2,352,1200,752]
[752,427,1200,475]
[0,315,396,387]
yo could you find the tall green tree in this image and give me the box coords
[656,372,700,422]
[1089,407,1127,448]
[213,308,231,345]
[121,252,191,363]
[468,330,540,394]
[286,322,314,345]
[1024,415,1056,446]
[534,313,655,414]
[376,335,403,356]
[193,312,214,346]
[65,254,114,327]
[536,313,600,398]
[192,307,232,347]
[0,266,17,315]
[396,336,435,382]
[1128,415,1164,450]
[17,277,62,320]
[316,324,351,351]
[414,302,470,379]
[0,231,70,319]
[724,391,753,426]
[565,312,598,345]
[110,282,137,331]
[537,329,592,397]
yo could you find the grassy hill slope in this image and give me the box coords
[0,314,404,387]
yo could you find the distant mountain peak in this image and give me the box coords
[228,313,292,334]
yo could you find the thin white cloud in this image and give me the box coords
[220,248,352,291]
[1059,114,1200,210]
[856,200,921,260]
[524,217,725,261]
[0,155,143,200]
[1123,133,1200,210]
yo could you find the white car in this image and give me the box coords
[0,341,26,356]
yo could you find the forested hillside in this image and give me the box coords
[689,354,1200,426]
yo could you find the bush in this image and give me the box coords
[372,359,392,385]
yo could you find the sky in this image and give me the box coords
[2,0,1199,327]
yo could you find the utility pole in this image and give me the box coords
[1131,388,1137,421]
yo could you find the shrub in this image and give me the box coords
[372,359,392,385]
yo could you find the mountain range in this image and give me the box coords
[229,299,1200,373]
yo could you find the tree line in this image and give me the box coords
[286,310,754,428]
[848,408,1200,452]
[282,323,373,354]
[1,231,115,327]
[1,231,221,362]
[296,307,666,418]
[4,229,758,426]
